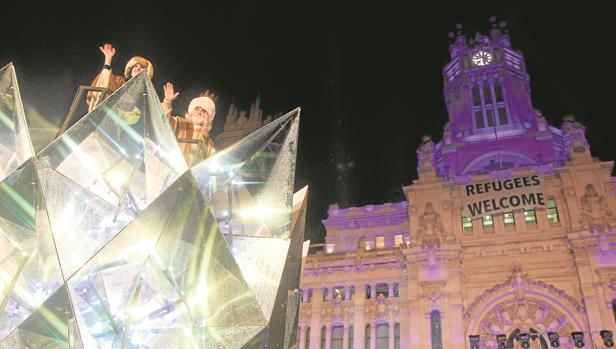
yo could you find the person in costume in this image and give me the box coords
[87,43,154,111]
[162,82,216,166]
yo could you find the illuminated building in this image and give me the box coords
[299,18,616,349]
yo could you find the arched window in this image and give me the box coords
[431,310,442,349]
[376,324,389,349]
[349,326,354,349]
[321,327,327,349]
[332,326,344,349]
[365,324,371,349]
[395,323,401,349]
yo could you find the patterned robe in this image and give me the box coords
[162,100,216,167]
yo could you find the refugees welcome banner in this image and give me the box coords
[462,175,546,218]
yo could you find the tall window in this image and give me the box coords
[333,286,344,300]
[612,299,616,323]
[321,327,327,349]
[472,80,509,130]
[349,326,354,349]
[302,289,313,303]
[365,324,371,349]
[482,215,494,229]
[524,209,537,224]
[503,212,515,227]
[431,310,443,349]
[547,198,560,223]
[376,284,388,298]
[462,216,473,231]
[332,326,344,349]
[393,283,400,297]
[395,323,401,349]
[306,327,310,349]
[376,324,389,349]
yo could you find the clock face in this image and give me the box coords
[472,51,493,66]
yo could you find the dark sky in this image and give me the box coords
[3,3,616,243]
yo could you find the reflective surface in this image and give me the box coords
[0,64,33,183]
[0,68,302,348]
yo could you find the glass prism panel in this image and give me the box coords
[192,110,299,241]
[0,159,63,341]
[192,111,300,321]
[191,109,298,202]
[0,286,75,349]
[67,171,266,348]
[37,72,187,212]
[36,160,135,278]
[0,63,33,183]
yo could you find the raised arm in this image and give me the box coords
[162,82,180,119]
[88,44,123,111]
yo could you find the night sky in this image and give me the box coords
[2,3,615,243]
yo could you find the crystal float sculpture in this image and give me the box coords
[0,66,302,349]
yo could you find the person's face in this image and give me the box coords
[188,106,209,126]
[131,63,144,77]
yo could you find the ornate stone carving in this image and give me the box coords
[417,135,437,175]
[509,265,530,321]
[466,268,583,347]
[465,273,584,323]
[579,184,613,233]
[417,202,447,249]
[364,295,398,323]
[341,301,355,323]
[321,302,334,323]
[561,114,590,154]
[421,280,446,306]
[299,303,311,326]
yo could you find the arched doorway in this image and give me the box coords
[465,268,587,349]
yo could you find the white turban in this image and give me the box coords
[188,96,216,120]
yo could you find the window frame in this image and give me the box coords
[471,80,511,132]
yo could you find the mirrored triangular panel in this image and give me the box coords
[0,159,63,341]
[0,63,33,183]
[192,112,300,321]
[0,285,77,349]
[37,72,187,212]
[36,160,135,279]
[67,171,266,348]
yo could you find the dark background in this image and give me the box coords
[2,3,615,243]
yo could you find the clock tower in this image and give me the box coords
[433,17,567,180]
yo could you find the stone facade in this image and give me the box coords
[299,19,616,349]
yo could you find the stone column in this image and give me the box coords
[345,286,351,301]
[388,321,395,349]
[370,321,377,349]
[325,324,332,349]
[327,288,334,301]
[388,283,394,298]
[370,284,377,299]
[310,288,323,348]
[342,324,350,349]
[299,326,307,349]
[514,210,526,232]
[353,285,365,349]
